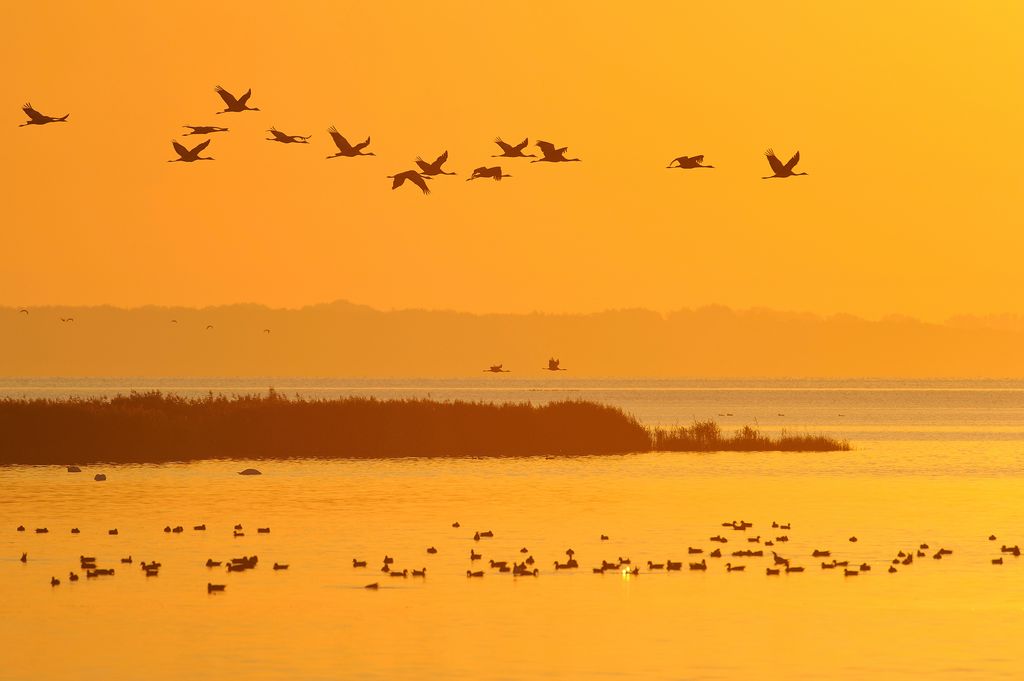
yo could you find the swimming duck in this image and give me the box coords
[121,556,132,563]
[489,560,508,569]
[412,568,426,577]
[766,567,780,575]
[352,559,367,567]
[688,547,703,554]
[888,565,897,573]
[859,563,871,571]
[992,557,1004,565]
[747,536,761,543]
[600,535,609,541]
[710,535,727,543]
[69,571,79,581]
[257,528,270,534]
[647,561,664,570]
[466,570,484,578]
[273,563,289,570]
[206,559,222,567]
[470,550,482,560]
[365,582,380,589]
[383,555,394,564]
[194,524,206,531]
[666,560,682,571]
[35,528,48,534]
[844,569,858,576]
[207,583,226,592]
[785,566,805,573]
[689,559,707,571]
[51,576,60,586]
[524,556,535,565]
[427,547,438,554]
[390,569,408,578]
[709,549,722,558]
[20,552,27,563]
[108,529,118,535]
[725,563,745,572]
[520,547,529,553]
[812,550,831,557]
[849,536,858,543]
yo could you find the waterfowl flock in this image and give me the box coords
[17,514,1019,593]
[18,92,807,194]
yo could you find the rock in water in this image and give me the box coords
[94,473,107,481]
[238,469,262,476]
[67,465,81,473]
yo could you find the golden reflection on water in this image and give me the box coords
[3,442,1024,680]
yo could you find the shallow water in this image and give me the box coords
[2,380,1024,680]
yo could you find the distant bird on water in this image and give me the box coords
[20,103,69,126]
[183,125,229,136]
[667,155,713,169]
[762,149,807,179]
[492,138,536,158]
[484,364,510,373]
[267,127,311,144]
[214,86,260,114]
[169,139,214,163]
[387,170,431,195]
[416,151,455,176]
[327,127,373,158]
[532,141,581,163]
[467,166,511,181]
[543,358,566,371]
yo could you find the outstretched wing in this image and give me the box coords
[494,137,513,152]
[784,151,801,171]
[328,126,350,151]
[765,149,786,175]
[535,140,557,155]
[409,172,431,195]
[214,86,239,107]
[353,136,371,151]
[513,138,529,152]
[22,103,47,122]
[172,140,190,157]
[190,139,212,154]
[434,150,448,166]
[268,128,290,141]
[415,158,430,172]
[237,89,253,105]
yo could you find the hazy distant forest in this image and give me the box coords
[4,301,1024,377]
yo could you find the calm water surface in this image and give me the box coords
[2,379,1024,680]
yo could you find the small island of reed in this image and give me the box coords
[0,391,849,465]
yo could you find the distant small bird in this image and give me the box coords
[206,325,214,330]
[273,563,289,570]
[263,329,271,334]
[452,522,460,528]
[51,576,60,586]
[762,148,807,179]
[214,86,259,114]
[543,358,566,371]
[60,317,74,322]
[20,103,69,126]
[170,319,178,324]
[387,170,431,195]
[207,583,226,592]
[266,127,311,144]
[365,582,379,589]
[19,308,28,314]
[416,151,456,176]
[327,127,373,158]
[427,547,438,554]
[20,552,27,562]
[467,166,511,181]
[492,138,535,158]
[484,364,510,373]
[532,141,581,163]
[667,155,713,169]
[183,125,229,135]
[169,139,214,162]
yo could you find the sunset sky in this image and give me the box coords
[3,2,1021,320]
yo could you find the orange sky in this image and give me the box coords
[3,2,1021,320]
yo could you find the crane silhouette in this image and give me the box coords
[20,103,69,126]
[492,138,535,158]
[532,141,581,163]
[484,364,510,373]
[467,166,511,181]
[327,127,373,158]
[387,170,431,195]
[214,86,260,114]
[763,149,807,179]
[416,151,456,175]
[668,155,714,169]
[169,139,214,162]
[543,358,566,371]
[183,125,229,136]
[267,127,311,144]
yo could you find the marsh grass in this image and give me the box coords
[0,391,848,464]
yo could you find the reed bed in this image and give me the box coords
[0,391,848,464]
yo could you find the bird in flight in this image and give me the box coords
[214,86,260,114]
[206,325,214,330]
[492,138,535,158]
[484,364,510,373]
[183,125,229,136]
[467,166,511,181]
[416,151,455,176]
[170,319,178,324]
[762,149,807,179]
[532,141,581,163]
[263,329,271,334]
[387,170,431,195]
[169,139,214,162]
[60,317,74,323]
[19,308,29,315]
[326,127,373,158]
[667,155,714,169]
[543,358,566,371]
[267,127,311,144]
[20,103,69,126]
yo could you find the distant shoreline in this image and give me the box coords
[0,392,849,465]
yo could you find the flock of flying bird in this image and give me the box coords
[19,509,1019,591]
[19,89,809,196]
